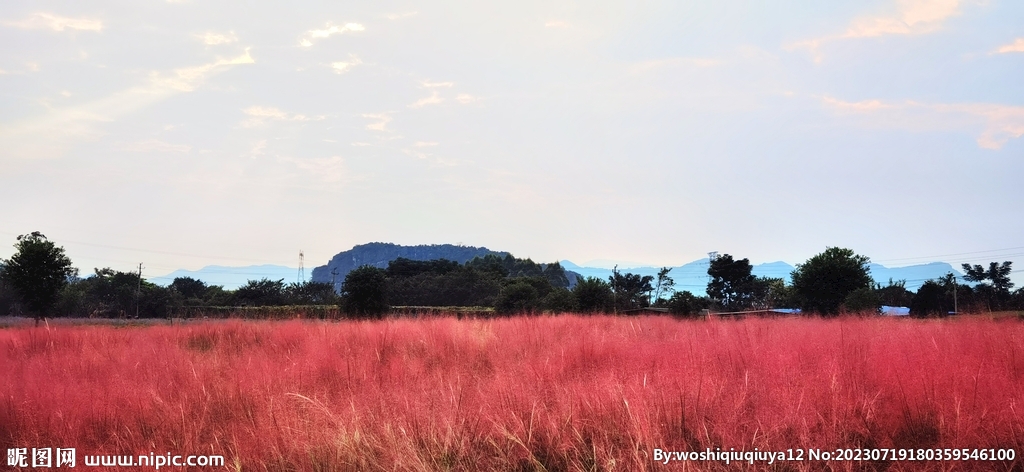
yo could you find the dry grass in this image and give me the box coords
[2,315,1023,471]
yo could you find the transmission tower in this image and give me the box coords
[298,250,305,284]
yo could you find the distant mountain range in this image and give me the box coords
[150,265,306,290]
[560,260,962,294]
[152,243,966,293]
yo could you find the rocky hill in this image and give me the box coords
[310,243,507,287]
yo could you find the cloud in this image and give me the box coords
[456,94,480,104]
[792,0,962,61]
[4,12,103,32]
[151,49,255,92]
[0,50,255,159]
[362,113,392,131]
[821,96,1024,150]
[197,31,237,45]
[250,139,267,158]
[544,20,571,28]
[241,106,321,127]
[408,91,443,108]
[993,38,1024,54]
[331,54,363,74]
[414,141,439,147]
[120,139,191,153]
[300,22,364,47]
[422,81,454,88]
[278,155,348,182]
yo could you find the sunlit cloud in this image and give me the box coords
[409,91,443,108]
[278,155,348,183]
[241,105,322,127]
[422,81,454,88]
[249,139,267,158]
[822,96,1024,150]
[362,113,392,131]
[455,94,480,105]
[119,139,191,153]
[300,22,364,47]
[151,49,255,92]
[0,50,255,159]
[197,31,237,45]
[792,0,962,61]
[3,12,103,32]
[331,54,363,74]
[993,38,1024,54]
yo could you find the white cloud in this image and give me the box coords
[414,141,439,147]
[278,155,348,182]
[362,113,392,131]
[422,81,454,88]
[793,0,962,61]
[151,49,255,92]
[993,38,1024,54]
[197,31,237,45]
[300,22,364,47]
[544,20,571,28]
[822,96,1024,150]
[0,50,255,159]
[241,106,323,127]
[456,94,480,104]
[250,139,267,158]
[4,12,103,32]
[408,90,443,108]
[120,139,191,153]
[331,54,363,74]
[351,142,372,146]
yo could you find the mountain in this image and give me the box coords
[150,265,304,290]
[310,242,507,287]
[560,259,964,295]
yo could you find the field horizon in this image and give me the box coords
[4,314,1023,471]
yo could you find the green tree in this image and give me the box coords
[667,290,708,316]
[341,265,389,318]
[843,287,880,313]
[609,267,653,312]
[707,254,756,310]
[495,281,540,314]
[790,247,873,316]
[572,276,612,313]
[541,287,577,313]
[962,261,1014,310]
[651,267,675,306]
[0,232,77,324]
[235,278,286,306]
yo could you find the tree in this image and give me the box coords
[962,262,1014,310]
[572,276,612,313]
[667,291,708,316]
[170,277,208,300]
[609,267,653,312]
[495,281,540,314]
[706,254,756,310]
[0,232,76,324]
[340,265,389,318]
[790,247,873,316]
[235,279,286,306]
[651,267,675,306]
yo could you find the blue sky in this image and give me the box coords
[1,0,1022,285]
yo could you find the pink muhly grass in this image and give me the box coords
[1,315,1022,471]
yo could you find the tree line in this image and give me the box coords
[1,233,1021,323]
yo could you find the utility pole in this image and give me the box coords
[298,250,305,284]
[952,274,958,315]
[331,268,339,293]
[136,263,144,319]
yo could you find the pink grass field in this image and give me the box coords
[3,315,1024,471]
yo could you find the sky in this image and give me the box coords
[1,0,1022,286]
